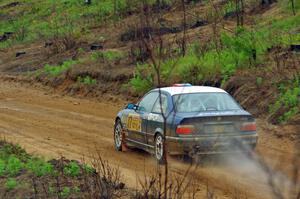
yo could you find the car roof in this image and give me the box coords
[153,86,227,96]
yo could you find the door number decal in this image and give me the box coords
[127,114,141,132]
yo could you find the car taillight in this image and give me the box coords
[240,122,256,132]
[176,125,195,135]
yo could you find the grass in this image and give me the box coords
[63,161,80,177]
[26,157,54,177]
[0,141,68,183]
[128,63,153,94]
[6,155,23,176]
[0,159,5,176]
[60,186,71,198]
[256,77,263,86]
[91,50,124,62]
[43,60,77,76]
[128,4,300,93]
[77,75,97,85]
[48,186,56,195]
[5,178,18,190]
[129,26,265,93]
[0,143,50,178]
[223,0,236,16]
[48,185,83,197]
[0,141,127,198]
[269,77,300,123]
[82,163,95,174]
[0,0,176,49]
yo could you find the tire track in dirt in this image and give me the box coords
[0,79,297,199]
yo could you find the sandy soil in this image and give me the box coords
[0,78,298,199]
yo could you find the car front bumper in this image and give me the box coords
[166,133,258,156]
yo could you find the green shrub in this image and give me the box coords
[0,0,177,49]
[256,77,263,86]
[129,63,153,94]
[48,186,56,195]
[6,156,23,176]
[0,159,5,176]
[128,12,300,94]
[44,60,77,76]
[64,161,80,177]
[102,50,124,61]
[5,178,18,190]
[0,143,28,161]
[129,27,259,92]
[269,78,300,123]
[60,186,71,198]
[73,186,81,193]
[83,164,95,174]
[26,158,54,177]
[0,41,12,49]
[129,76,153,94]
[279,0,300,15]
[91,50,124,62]
[77,75,97,85]
[223,0,235,15]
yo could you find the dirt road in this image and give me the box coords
[0,79,298,198]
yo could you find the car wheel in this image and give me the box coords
[114,120,123,151]
[155,134,165,164]
[181,155,192,164]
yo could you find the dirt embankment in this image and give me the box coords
[0,78,299,199]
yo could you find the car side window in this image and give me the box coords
[152,94,168,114]
[138,92,159,113]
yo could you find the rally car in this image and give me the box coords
[114,84,258,163]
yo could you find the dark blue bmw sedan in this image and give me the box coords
[114,84,258,163]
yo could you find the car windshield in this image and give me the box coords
[173,92,241,113]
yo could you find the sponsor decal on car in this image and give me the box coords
[148,113,163,122]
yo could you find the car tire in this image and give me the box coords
[114,120,123,151]
[181,155,192,164]
[154,134,165,164]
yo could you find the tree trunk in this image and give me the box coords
[181,0,187,56]
[291,0,296,15]
[240,0,244,26]
[235,0,240,27]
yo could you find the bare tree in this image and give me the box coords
[181,0,187,56]
[290,0,296,15]
[136,2,187,198]
[235,0,244,27]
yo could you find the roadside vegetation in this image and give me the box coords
[0,140,129,198]
[77,75,97,85]
[269,77,300,123]
[43,60,78,77]
[0,0,176,49]
[130,15,300,88]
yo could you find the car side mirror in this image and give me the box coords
[126,103,138,110]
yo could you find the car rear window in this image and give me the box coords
[173,92,241,113]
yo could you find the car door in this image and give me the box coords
[127,92,159,145]
[146,93,169,146]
